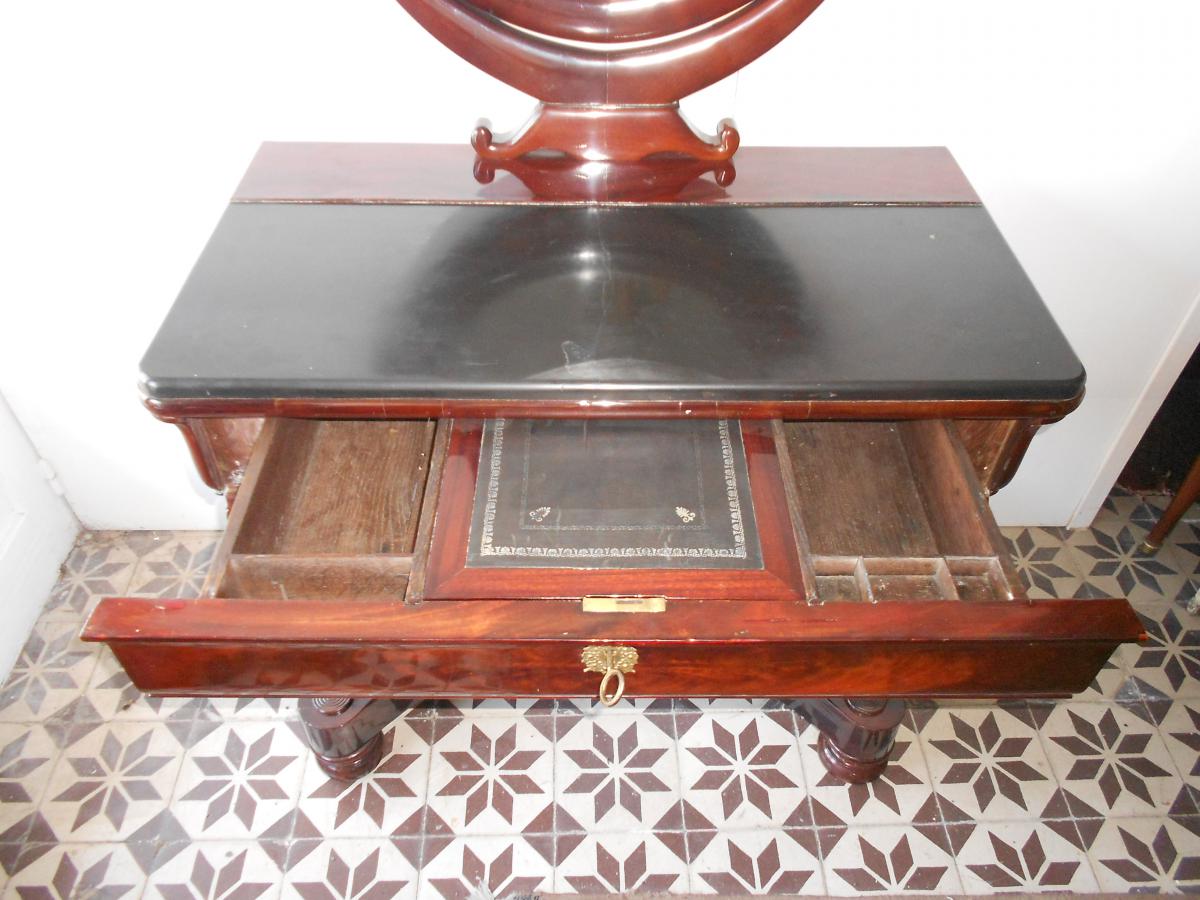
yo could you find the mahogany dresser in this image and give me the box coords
[82,142,1143,783]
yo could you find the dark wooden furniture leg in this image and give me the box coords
[792,698,906,783]
[299,697,402,780]
[1140,452,1200,554]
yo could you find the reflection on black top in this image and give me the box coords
[139,203,1085,402]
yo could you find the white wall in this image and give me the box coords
[0,392,79,677]
[2,0,1198,529]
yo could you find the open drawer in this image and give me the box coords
[82,417,1143,700]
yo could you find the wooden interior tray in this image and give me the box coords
[202,417,1021,607]
[785,421,1023,604]
[82,416,1142,700]
[210,419,436,600]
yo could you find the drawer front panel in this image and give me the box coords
[105,637,1121,700]
[85,596,1143,699]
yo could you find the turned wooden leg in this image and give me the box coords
[299,697,402,781]
[791,698,906,783]
[1141,452,1200,553]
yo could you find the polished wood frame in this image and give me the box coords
[149,395,1081,424]
[422,419,807,601]
[391,0,826,160]
[159,410,1061,510]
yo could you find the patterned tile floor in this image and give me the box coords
[1,488,1198,897]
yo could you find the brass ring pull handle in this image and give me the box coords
[597,667,625,707]
[582,645,638,707]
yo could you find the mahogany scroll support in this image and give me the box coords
[473,103,738,163]
[791,697,906,783]
[166,415,264,509]
[954,419,1045,496]
[471,148,736,201]
[299,697,402,781]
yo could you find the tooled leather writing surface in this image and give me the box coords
[464,419,763,569]
[139,202,1083,403]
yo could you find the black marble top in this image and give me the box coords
[140,203,1084,403]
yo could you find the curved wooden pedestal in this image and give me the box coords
[472,103,739,163]
[471,154,736,202]
[299,697,402,781]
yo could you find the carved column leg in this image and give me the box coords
[791,698,906,783]
[299,697,402,781]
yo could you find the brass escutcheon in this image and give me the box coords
[581,645,638,707]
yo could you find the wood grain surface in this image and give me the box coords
[232,144,982,206]
[84,595,1143,698]
[785,423,939,558]
[234,419,434,556]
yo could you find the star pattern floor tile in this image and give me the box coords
[0,500,1198,896]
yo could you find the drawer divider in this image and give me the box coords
[202,417,283,598]
[405,419,452,604]
[770,420,820,604]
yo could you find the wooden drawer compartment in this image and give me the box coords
[784,421,1022,604]
[212,419,436,600]
[82,416,1142,700]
